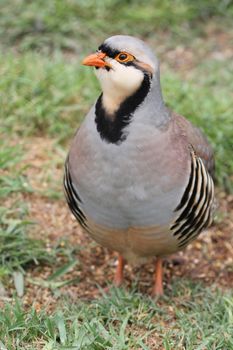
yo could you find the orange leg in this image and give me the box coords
[114,254,125,287]
[152,257,164,296]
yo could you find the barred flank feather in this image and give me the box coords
[63,159,88,230]
[171,150,214,247]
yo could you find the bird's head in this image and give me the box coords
[82,35,159,115]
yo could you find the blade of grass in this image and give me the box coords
[47,260,78,281]
[13,271,24,297]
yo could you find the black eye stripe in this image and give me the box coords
[98,43,136,62]
[98,43,120,58]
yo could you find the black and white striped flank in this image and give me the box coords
[171,149,215,248]
[63,158,88,230]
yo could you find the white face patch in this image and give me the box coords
[95,59,144,115]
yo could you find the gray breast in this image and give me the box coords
[64,116,191,230]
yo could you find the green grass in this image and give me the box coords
[0,53,97,142]
[0,141,73,281]
[0,204,54,276]
[0,140,52,278]
[0,1,233,348]
[0,284,232,349]
[0,141,32,197]
[0,0,232,52]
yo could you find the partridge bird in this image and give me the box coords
[64,35,215,295]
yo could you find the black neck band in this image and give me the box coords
[95,73,151,144]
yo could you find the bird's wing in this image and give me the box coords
[173,113,215,177]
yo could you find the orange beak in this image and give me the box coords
[82,52,111,68]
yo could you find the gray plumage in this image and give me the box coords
[64,35,215,264]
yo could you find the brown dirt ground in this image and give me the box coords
[2,137,232,314]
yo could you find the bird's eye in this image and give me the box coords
[115,52,135,63]
[118,53,127,60]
